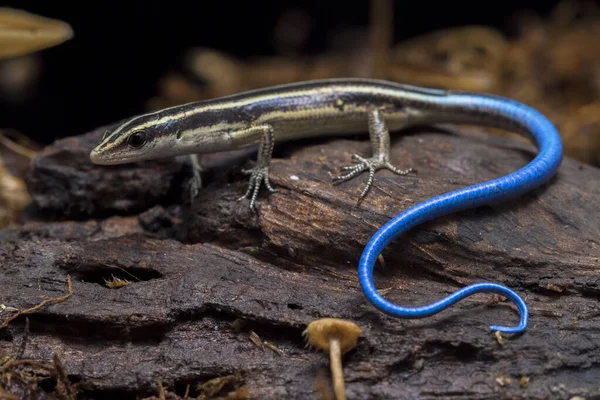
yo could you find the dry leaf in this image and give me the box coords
[0,7,73,60]
[0,156,30,227]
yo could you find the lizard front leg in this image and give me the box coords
[237,124,277,210]
[187,154,203,201]
[332,109,414,203]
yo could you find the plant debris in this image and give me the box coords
[0,275,73,330]
[197,372,244,398]
[0,7,73,59]
[0,7,72,228]
[104,275,133,289]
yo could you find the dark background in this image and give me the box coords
[0,0,562,144]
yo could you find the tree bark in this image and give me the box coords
[1,124,599,399]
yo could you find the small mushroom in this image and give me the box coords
[303,318,362,400]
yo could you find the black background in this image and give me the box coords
[0,1,561,144]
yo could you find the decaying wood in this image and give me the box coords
[1,124,599,399]
[25,127,187,219]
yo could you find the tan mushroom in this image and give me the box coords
[303,318,362,400]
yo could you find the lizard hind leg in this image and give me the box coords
[332,109,415,203]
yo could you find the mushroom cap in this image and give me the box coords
[303,318,362,354]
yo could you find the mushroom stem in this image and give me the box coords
[329,338,346,400]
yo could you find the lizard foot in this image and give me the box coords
[238,166,277,210]
[332,154,414,203]
[187,172,202,202]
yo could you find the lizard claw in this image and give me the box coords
[238,166,277,210]
[332,154,414,203]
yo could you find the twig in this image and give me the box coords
[98,262,142,282]
[1,359,57,374]
[0,132,37,159]
[0,275,73,330]
[157,381,166,400]
[53,354,76,400]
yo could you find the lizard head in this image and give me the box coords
[90,106,239,165]
[90,113,179,165]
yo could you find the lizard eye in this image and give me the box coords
[128,131,146,148]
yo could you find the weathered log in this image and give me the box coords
[1,123,599,399]
[25,126,187,219]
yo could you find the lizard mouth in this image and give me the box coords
[89,148,105,164]
[89,148,128,165]
[90,146,161,165]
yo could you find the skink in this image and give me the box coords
[90,78,563,334]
